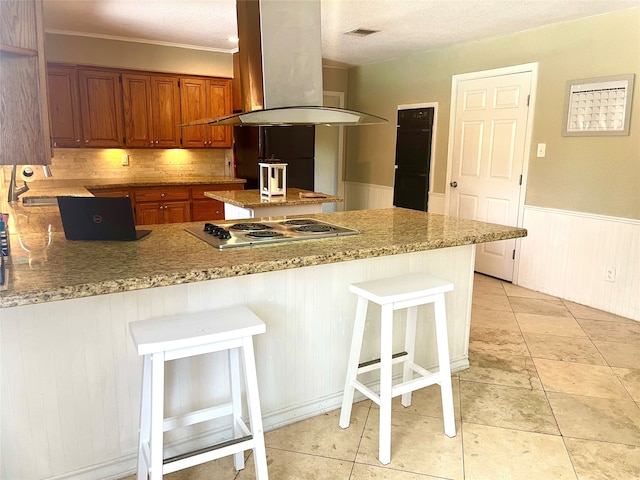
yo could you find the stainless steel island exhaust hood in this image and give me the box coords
[183,0,386,127]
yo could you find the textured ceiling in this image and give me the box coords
[42,0,640,66]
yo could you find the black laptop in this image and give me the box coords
[57,196,151,241]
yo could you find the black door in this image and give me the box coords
[393,108,434,212]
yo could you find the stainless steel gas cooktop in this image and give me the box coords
[185,218,359,250]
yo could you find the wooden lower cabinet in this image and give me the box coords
[135,200,190,225]
[191,183,243,221]
[133,186,191,225]
[90,183,244,225]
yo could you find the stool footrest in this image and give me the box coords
[163,435,254,474]
[358,351,407,369]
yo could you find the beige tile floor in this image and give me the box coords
[123,274,640,479]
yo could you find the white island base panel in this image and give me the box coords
[224,202,323,219]
[1,245,475,480]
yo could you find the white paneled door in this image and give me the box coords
[449,71,532,281]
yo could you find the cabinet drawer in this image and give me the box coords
[89,188,131,198]
[192,199,225,221]
[191,183,243,200]
[134,186,190,202]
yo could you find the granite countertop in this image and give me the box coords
[205,188,343,208]
[0,206,526,308]
[18,176,246,200]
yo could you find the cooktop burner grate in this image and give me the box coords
[295,224,335,233]
[230,222,272,231]
[282,219,318,226]
[246,231,284,238]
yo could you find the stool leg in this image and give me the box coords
[379,303,394,465]
[137,354,152,480]
[339,296,368,429]
[434,295,456,438]
[149,351,165,480]
[241,336,269,480]
[401,306,418,407]
[229,347,245,471]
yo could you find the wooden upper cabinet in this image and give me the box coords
[122,74,181,148]
[180,77,232,148]
[77,69,124,147]
[47,65,83,147]
[207,79,232,148]
[0,0,52,165]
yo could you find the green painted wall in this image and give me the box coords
[346,8,640,219]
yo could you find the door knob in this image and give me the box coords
[450,181,458,188]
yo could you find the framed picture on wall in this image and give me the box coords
[562,74,635,136]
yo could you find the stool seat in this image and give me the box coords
[130,306,266,355]
[349,273,454,305]
[130,306,268,479]
[340,273,456,465]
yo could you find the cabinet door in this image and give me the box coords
[207,79,232,148]
[163,201,191,223]
[135,202,163,225]
[192,199,225,221]
[179,77,208,148]
[151,76,181,148]
[78,69,124,147]
[122,73,153,148]
[0,0,52,165]
[47,65,83,148]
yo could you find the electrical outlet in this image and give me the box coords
[605,266,616,282]
[536,143,546,158]
[122,154,129,166]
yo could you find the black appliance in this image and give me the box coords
[393,108,434,212]
[234,126,315,191]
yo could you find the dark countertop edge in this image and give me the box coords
[0,229,526,309]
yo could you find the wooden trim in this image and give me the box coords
[0,43,38,56]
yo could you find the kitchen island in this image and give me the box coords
[0,206,526,479]
[205,187,343,218]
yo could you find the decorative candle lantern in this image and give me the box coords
[259,162,287,198]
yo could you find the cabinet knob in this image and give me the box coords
[84,140,89,143]
[150,141,154,145]
[76,139,81,143]
[160,193,165,197]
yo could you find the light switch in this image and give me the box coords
[122,154,130,166]
[536,143,546,158]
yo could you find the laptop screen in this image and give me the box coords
[57,196,150,241]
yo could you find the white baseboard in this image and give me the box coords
[518,205,640,321]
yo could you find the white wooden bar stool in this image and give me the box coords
[129,306,268,480]
[339,273,456,465]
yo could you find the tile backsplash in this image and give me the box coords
[1,148,232,182]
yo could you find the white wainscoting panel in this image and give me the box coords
[428,192,446,214]
[517,206,639,321]
[344,181,394,210]
[344,182,445,214]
